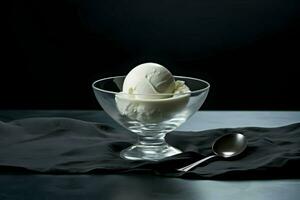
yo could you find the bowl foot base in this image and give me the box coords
[120,144,182,161]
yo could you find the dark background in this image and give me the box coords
[2,0,300,110]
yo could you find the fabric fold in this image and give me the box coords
[0,117,299,179]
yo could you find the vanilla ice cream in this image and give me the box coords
[115,63,191,122]
[122,63,175,99]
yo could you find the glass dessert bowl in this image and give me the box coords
[92,76,210,161]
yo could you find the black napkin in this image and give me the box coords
[0,117,300,179]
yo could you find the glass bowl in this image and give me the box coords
[92,76,210,161]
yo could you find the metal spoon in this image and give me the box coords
[177,133,247,172]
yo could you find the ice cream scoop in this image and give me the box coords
[122,63,175,99]
[115,63,191,123]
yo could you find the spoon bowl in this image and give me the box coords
[213,133,247,158]
[178,133,247,172]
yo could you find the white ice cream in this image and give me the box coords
[122,63,175,99]
[115,63,191,122]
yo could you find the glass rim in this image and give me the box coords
[92,75,210,95]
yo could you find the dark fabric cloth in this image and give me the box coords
[0,117,300,179]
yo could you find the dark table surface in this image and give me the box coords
[1,110,300,200]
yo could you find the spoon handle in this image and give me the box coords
[177,155,217,172]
